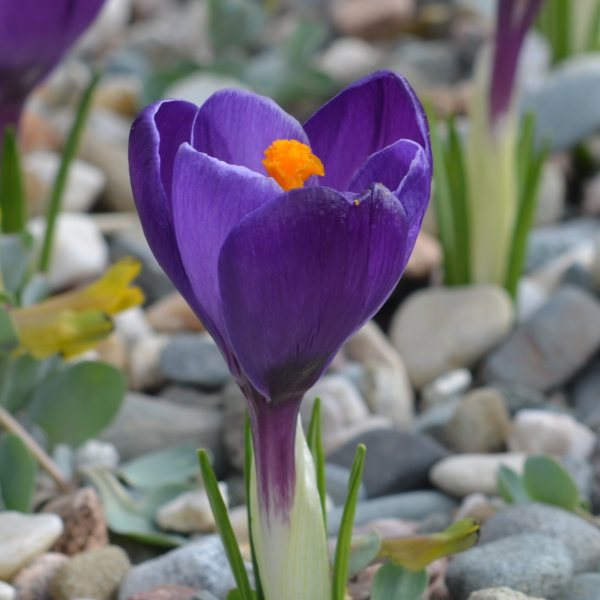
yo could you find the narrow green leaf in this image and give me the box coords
[28,361,125,448]
[306,396,326,528]
[523,455,580,511]
[38,71,100,273]
[497,465,531,504]
[0,432,36,511]
[0,307,18,353]
[371,564,428,600]
[198,449,254,600]
[0,126,26,233]
[347,530,382,577]
[586,0,600,52]
[332,443,366,600]
[244,414,264,600]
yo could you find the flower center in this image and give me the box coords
[262,139,324,191]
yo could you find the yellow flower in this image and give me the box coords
[11,257,144,359]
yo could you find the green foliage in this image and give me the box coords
[0,127,25,234]
[498,454,583,512]
[371,564,428,600]
[0,307,18,353]
[0,432,36,511]
[307,396,326,528]
[28,361,125,448]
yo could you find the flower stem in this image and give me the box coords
[0,405,71,492]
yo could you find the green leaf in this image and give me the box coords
[0,432,36,511]
[0,126,26,234]
[306,396,326,529]
[348,530,382,577]
[0,307,18,353]
[198,449,254,600]
[332,443,366,600]
[371,564,428,600]
[118,445,201,490]
[497,465,531,504]
[80,465,188,546]
[28,361,125,448]
[523,455,580,511]
[0,233,33,297]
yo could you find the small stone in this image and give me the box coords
[114,307,155,345]
[507,409,596,459]
[390,285,514,389]
[156,484,228,534]
[534,160,566,226]
[118,535,235,600]
[11,553,68,600]
[163,73,247,109]
[446,533,573,600]
[75,440,120,471]
[327,490,457,536]
[24,151,106,215]
[454,493,502,524]
[330,0,415,39]
[95,331,128,370]
[429,453,526,497]
[468,588,545,600]
[92,75,141,117]
[0,582,14,600]
[327,427,448,497]
[420,368,472,410]
[160,334,231,389]
[42,487,108,555]
[480,286,600,391]
[563,573,600,600]
[127,334,169,391]
[125,584,199,600]
[480,502,600,573]
[0,512,63,580]
[50,546,130,600]
[403,230,443,279]
[318,37,384,84]
[28,213,109,290]
[442,388,511,453]
[146,292,204,333]
[325,463,367,506]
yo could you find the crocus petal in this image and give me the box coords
[304,70,431,191]
[192,88,309,176]
[129,100,202,314]
[218,184,413,401]
[172,143,283,352]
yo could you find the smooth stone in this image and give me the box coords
[403,230,443,279]
[560,456,593,503]
[330,0,415,38]
[118,535,235,600]
[221,382,250,471]
[146,292,204,333]
[420,368,472,410]
[534,160,565,226]
[92,75,141,117]
[480,502,600,573]
[468,588,545,600]
[127,334,170,391]
[12,553,68,600]
[99,392,225,471]
[163,73,247,109]
[390,285,514,389]
[489,382,547,415]
[327,490,457,536]
[318,37,384,84]
[114,307,155,345]
[0,583,14,600]
[442,387,511,453]
[480,286,600,391]
[0,512,63,580]
[570,357,600,423]
[156,484,228,533]
[326,427,448,497]
[411,396,461,441]
[507,409,596,460]
[562,573,600,600]
[160,334,231,390]
[516,278,551,322]
[429,453,527,497]
[50,546,130,600]
[28,213,109,290]
[109,229,175,304]
[24,151,106,215]
[74,439,120,471]
[325,463,367,506]
[454,493,503,524]
[125,584,200,600]
[446,533,573,600]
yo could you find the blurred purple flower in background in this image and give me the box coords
[0,0,106,133]
[129,69,431,598]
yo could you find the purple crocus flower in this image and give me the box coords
[129,69,431,597]
[489,0,546,126]
[0,0,106,133]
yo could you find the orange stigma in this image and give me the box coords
[262,139,324,191]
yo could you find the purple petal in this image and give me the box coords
[128,100,202,312]
[218,184,415,401]
[171,143,283,352]
[304,70,431,191]
[192,88,309,175]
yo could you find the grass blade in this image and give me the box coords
[306,396,327,529]
[0,127,26,233]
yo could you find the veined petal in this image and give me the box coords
[192,88,309,176]
[304,70,431,191]
[218,185,413,401]
[172,143,283,352]
[128,100,202,314]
